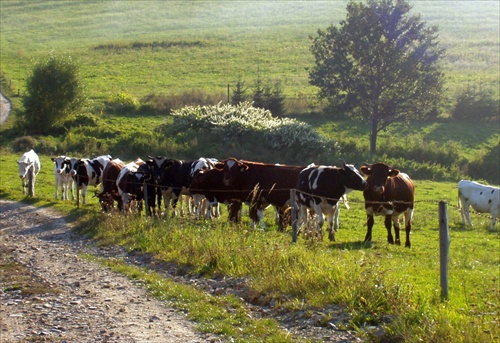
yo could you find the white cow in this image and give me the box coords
[458,180,500,230]
[17,149,41,196]
[51,156,75,200]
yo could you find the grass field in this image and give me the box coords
[0,1,499,341]
[1,152,498,342]
[1,1,499,104]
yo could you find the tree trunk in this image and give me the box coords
[370,117,378,157]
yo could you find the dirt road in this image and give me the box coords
[0,200,216,343]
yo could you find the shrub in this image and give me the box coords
[452,87,499,122]
[166,102,333,163]
[12,136,37,153]
[467,142,500,185]
[62,113,100,128]
[21,53,86,134]
[105,92,139,114]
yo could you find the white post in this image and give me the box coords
[439,201,450,300]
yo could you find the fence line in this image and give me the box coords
[75,176,497,221]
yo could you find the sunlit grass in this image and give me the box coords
[1,1,498,103]
[1,150,498,341]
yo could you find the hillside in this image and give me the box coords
[1,1,498,102]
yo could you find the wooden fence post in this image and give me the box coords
[291,189,298,243]
[439,201,450,300]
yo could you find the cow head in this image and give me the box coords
[342,163,368,191]
[222,158,248,187]
[97,191,115,212]
[17,160,34,179]
[52,156,68,174]
[68,158,81,177]
[360,163,400,194]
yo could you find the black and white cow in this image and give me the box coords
[51,156,75,201]
[117,159,146,215]
[458,180,499,230]
[17,149,41,196]
[296,163,367,241]
[69,155,112,205]
[148,156,217,217]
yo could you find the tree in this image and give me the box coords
[22,53,86,134]
[309,0,444,156]
[252,77,286,116]
[231,77,248,105]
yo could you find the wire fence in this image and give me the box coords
[74,175,498,223]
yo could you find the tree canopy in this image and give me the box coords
[22,53,86,134]
[309,0,445,155]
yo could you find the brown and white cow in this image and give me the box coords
[69,155,112,205]
[296,163,367,241]
[97,158,125,212]
[360,163,415,248]
[51,156,75,201]
[219,158,305,231]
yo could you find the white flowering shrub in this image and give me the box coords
[170,102,329,155]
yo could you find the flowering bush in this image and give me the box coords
[171,102,329,155]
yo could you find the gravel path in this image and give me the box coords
[0,200,215,343]
[0,93,11,125]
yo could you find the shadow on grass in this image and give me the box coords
[329,240,375,250]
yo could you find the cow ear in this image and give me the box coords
[360,165,371,175]
[388,168,400,177]
[51,157,56,162]
[213,162,224,171]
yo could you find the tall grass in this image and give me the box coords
[1,153,498,342]
[85,186,499,342]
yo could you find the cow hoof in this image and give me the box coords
[405,242,411,248]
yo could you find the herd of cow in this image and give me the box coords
[16,149,500,247]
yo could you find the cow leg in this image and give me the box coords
[81,185,88,205]
[327,210,336,242]
[21,178,26,194]
[333,205,340,232]
[316,212,325,238]
[62,181,67,200]
[364,214,374,242]
[161,189,171,218]
[461,202,473,227]
[69,179,75,200]
[391,215,401,245]
[55,177,60,200]
[404,208,413,248]
[276,207,286,232]
[385,215,395,244]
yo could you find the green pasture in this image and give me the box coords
[0,152,498,342]
[1,0,499,104]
